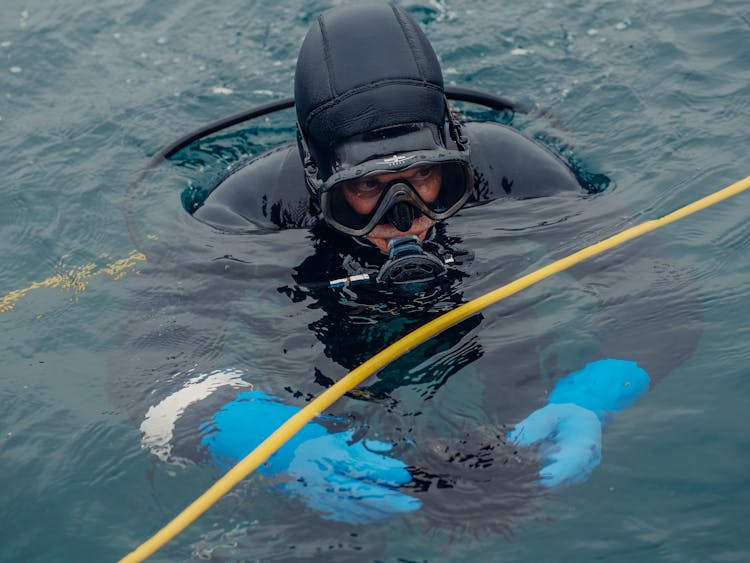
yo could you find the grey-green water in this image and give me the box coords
[2,1,749,561]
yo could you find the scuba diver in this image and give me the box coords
[115,2,702,530]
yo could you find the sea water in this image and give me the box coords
[1,1,749,561]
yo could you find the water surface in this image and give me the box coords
[1,1,749,561]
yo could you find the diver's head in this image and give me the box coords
[294,2,473,253]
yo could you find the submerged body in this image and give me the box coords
[111,115,701,531]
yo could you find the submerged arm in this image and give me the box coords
[511,217,703,486]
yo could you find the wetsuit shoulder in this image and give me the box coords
[194,122,582,230]
[193,143,317,230]
[464,121,582,203]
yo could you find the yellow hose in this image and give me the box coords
[121,174,750,562]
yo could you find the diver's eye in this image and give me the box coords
[362,178,380,190]
[344,177,383,197]
[348,178,382,195]
[417,165,434,177]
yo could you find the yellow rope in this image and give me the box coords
[121,174,750,562]
[0,250,146,313]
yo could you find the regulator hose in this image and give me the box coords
[122,87,525,254]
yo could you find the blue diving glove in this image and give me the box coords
[200,391,421,524]
[508,359,650,488]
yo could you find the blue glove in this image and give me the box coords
[200,391,421,524]
[508,359,650,487]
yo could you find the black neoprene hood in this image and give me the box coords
[294,2,447,181]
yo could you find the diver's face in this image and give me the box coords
[340,164,442,252]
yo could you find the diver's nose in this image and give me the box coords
[388,201,416,231]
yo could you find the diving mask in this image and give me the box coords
[301,122,474,236]
[321,159,473,236]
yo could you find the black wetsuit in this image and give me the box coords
[191,116,701,374]
[193,121,581,231]
[110,118,702,535]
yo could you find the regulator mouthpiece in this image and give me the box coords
[376,235,447,285]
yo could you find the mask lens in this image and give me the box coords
[322,160,473,236]
[423,161,471,214]
[327,177,386,232]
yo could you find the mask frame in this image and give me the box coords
[320,158,474,236]
[298,102,473,236]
